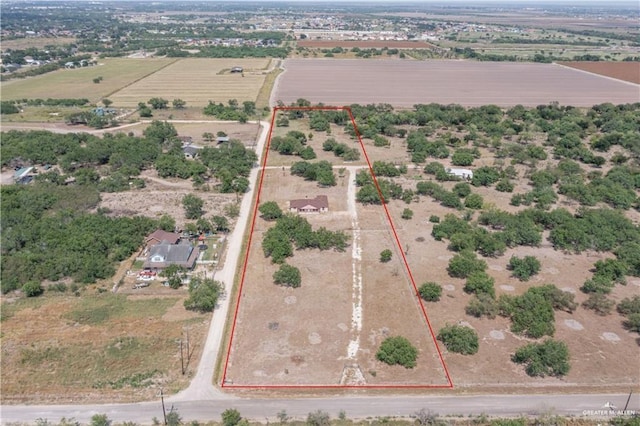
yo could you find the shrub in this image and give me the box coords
[380,249,392,263]
[307,410,331,426]
[508,255,541,281]
[22,281,43,297]
[464,272,495,298]
[582,293,614,316]
[453,182,471,198]
[464,193,484,209]
[623,313,640,333]
[447,251,487,278]
[273,264,301,288]
[505,290,555,338]
[429,215,440,223]
[437,324,479,355]
[617,296,640,315]
[376,336,418,368]
[496,179,514,193]
[401,208,414,220]
[512,339,570,377]
[222,408,242,426]
[419,282,442,302]
[466,293,499,319]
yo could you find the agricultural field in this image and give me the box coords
[226,104,639,391]
[0,58,175,103]
[273,59,639,108]
[108,58,272,108]
[558,61,640,85]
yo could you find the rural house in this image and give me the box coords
[143,241,199,271]
[289,195,329,213]
[145,229,181,248]
[182,144,202,159]
[446,168,473,180]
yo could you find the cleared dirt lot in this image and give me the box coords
[559,61,640,85]
[274,59,639,107]
[223,121,449,387]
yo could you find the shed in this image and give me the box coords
[446,168,473,180]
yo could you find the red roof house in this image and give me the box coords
[289,195,329,213]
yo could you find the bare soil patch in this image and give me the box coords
[275,59,639,107]
[559,61,640,84]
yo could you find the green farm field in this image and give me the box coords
[0,58,176,103]
[108,58,272,108]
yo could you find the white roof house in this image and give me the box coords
[446,168,473,179]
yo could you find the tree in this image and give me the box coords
[447,251,487,278]
[148,97,169,109]
[437,324,479,355]
[182,194,204,219]
[418,282,442,302]
[221,409,242,426]
[22,281,44,297]
[379,249,392,263]
[161,265,187,289]
[202,132,214,143]
[401,208,414,220]
[464,193,484,209]
[451,149,474,166]
[512,339,570,378]
[464,272,495,298]
[183,277,223,313]
[172,98,186,109]
[212,215,230,233]
[102,98,113,107]
[231,176,250,201]
[273,264,301,288]
[508,255,541,281]
[376,336,418,368]
[259,201,283,221]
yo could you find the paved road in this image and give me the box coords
[167,119,271,402]
[2,393,638,423]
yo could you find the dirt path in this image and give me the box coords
[346,167,363,360]
[143,174,194,189]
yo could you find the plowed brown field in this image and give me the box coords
[559,61,640,84]
[274,59,639,107]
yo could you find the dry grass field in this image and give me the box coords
[274,59,639,107]
[0,58,176,103]
[108,58,272,108]
[0,291,209,404]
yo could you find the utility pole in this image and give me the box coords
[180,339,185,375]
[160,388,167,425]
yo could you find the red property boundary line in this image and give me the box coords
[221,106,453,390]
